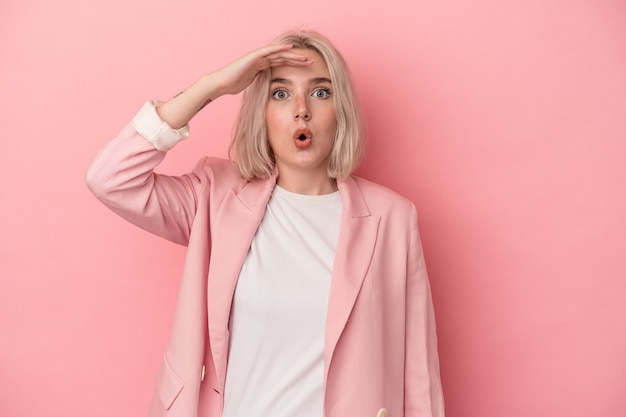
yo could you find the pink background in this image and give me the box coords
[1,0,625,416]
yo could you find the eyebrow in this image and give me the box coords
[270,77,332,85]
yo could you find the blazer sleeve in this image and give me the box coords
[404,203,445,416]
[85,102,207,246]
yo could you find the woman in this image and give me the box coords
[86,30,444,417]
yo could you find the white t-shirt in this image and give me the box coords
[221,185,343,417]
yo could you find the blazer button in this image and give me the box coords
[377,408,388,417]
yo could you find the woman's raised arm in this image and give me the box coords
[156,44,312,129]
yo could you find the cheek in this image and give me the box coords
[265,106,286,136]
[322,108,338,133]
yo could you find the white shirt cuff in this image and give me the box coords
[131,100,190,151]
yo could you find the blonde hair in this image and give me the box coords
[230,30,365,180]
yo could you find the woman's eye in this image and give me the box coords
[312,88,331,99]
[271,89,288,100]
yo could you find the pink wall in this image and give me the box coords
[2,0,625,416]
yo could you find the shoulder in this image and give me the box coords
[191,156,275,200]
[350,175,415,212]
[191,156,246,186]
[347,175,419,240]
[343,175,418,229]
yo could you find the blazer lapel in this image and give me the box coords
[324,176,380,380]
[207,173,277,392]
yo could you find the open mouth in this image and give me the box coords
[293,128,313,149]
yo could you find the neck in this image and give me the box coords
[275,166,337,195]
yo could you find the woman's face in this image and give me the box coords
[265,48,337,180]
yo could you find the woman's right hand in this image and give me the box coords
[212,44,312,96]
[156,43,312,130]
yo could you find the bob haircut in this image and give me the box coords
[230,30,365,180]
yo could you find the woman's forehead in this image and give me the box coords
[270,49,330,81]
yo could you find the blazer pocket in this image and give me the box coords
[156,355,184,410]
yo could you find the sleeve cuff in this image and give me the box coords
[131,100,190,152]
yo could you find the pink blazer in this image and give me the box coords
[86,124,444,417]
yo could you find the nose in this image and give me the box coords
[294,98,311,121]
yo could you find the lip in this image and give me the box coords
[293,128,313,149]
[293,128,312,141]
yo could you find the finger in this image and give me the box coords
[257,45,315,64]
[254,44,294,58]
[277,51,311,60]
[267,58,313,68]
[266,52,313,66]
